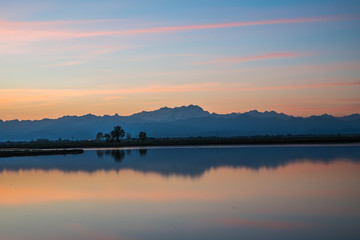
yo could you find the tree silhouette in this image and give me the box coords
[96,132,104,142]
[104,133,111,143]
[138,131,147,141]
[126,132,132,140]
[111,126,125,142]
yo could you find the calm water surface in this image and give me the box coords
[1,145,360,240]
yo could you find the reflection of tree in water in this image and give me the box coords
[96,149,147,162]
[139,148,147,157]
[96,150,127,163]
[3,146,360,178]
[126,149,132,156]
[96,150,104,158]
[111,150,126,163]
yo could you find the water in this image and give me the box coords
[1,145,360,240]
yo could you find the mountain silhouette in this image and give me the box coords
[0,105,359,141]
[130,105,210,122]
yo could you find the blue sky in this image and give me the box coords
[0,0,359,119]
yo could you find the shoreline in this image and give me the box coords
[1,135,360,150]
[0,149,84,158]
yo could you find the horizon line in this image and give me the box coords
[1,105,359,122]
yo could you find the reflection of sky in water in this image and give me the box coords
[1,145,360,240]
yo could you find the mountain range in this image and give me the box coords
[1,105,359,141]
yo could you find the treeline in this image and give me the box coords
[96,126,147,143]
[1,134,359,149]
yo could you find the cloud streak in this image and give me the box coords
[197,52,300,65]
[0,19,124,28]
[103,16,348,35]
[0,15,352,42]
[1,80,358,100]
[49,60,86,67]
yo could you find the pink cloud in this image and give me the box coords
[42,45,132,67]
[0,15,352,42]
[91,15,350,36]
[0,81,358,102]
[49,60,86,67]
[251,81,360,91]
[197,52,300,65]
[0,19,123,28]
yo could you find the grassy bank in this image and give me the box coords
[0,149,84,158]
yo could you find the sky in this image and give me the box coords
[0,0,360,120]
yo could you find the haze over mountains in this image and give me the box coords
[1,105,359,141]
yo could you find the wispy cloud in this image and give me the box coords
[249,81,360,91]
[1,80,358,101]
[48,60,86,67]
[124,53,202,62]
[78,15,352,37]
[196,52,300,65]
[0,15,352,42]
[0,19,124,28]
[43,45,132,67]
[103,96,124,101]
[104,16,348,35]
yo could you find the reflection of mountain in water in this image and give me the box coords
[1,145,360,177]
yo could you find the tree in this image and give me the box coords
[104,133,111,143]
[138,131,147,141]
[110,131,116,142]
[126,132,132,140]
[111,126,125,142]
[96,132,104,142]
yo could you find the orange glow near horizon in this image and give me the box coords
[0,79,359,120]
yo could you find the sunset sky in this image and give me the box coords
[1,0,360,120]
